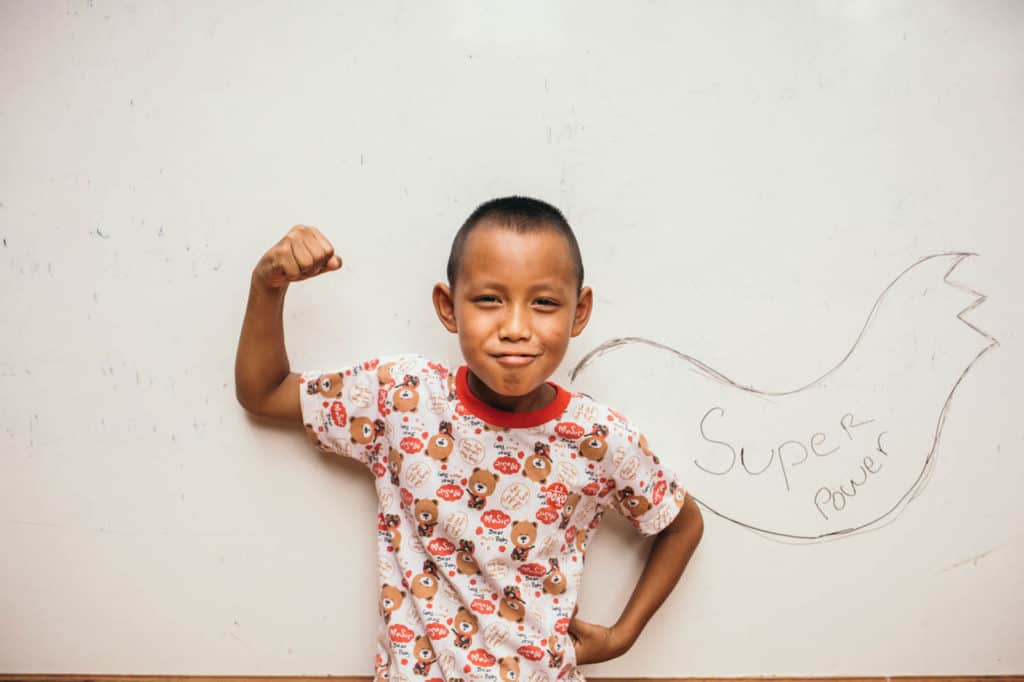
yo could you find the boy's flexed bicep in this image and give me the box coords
[598,416,690,537]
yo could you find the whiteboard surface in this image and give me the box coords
[1,0,1021,676]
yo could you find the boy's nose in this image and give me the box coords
[499,304,532,341]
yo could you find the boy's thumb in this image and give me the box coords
[327,255,342,270]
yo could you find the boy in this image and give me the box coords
[235,196,703,681]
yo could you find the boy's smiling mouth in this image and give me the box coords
[492,352,538,367]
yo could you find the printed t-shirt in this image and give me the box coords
[299,354,688,682]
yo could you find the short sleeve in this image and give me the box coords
[299,354,411,468]
[599,418,689,537]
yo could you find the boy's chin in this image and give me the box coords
[479,372,534,397]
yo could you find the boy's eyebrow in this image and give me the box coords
[459,280,506,293]
[527,281,571,295]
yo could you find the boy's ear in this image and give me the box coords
[570,286,594,337]
[432,282,458,333]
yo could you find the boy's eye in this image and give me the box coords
[534,298,559,307]
[473,295,499,303]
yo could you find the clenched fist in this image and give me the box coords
[253,224,342,290]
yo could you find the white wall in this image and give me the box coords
[1,0,1021,676]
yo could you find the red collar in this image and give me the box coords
[455,365,570,428]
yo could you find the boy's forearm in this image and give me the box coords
[613,496,704,651]
[234,273,292,409]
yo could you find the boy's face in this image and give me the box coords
[432,222,593,409]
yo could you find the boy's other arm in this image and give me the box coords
[613,493,704,653]
[234,275,301,421]
[234,225,342,422]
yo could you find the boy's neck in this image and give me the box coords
[465,369,556,414]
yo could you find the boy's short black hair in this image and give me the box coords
[446,195,584,294]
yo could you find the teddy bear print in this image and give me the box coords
[392,375,420,412]
[546,632,571,669]
[498,655,520,681]
[376,361,397,387]
[509,519,538,561]
[542,558,566,595]
[522,442,553,484]
[373,653,391,681]
[455,539,480,575]
[451,605,478,648]
[412,634,437,676]
[410,559,440,600]
[616,486,652,518]
[383,513,402,551]
[575,525,589,554]
[350,416,385,445]
[413,498,439,537]
[579,424,609,461]
[559,492,580,530]
[638,432,661,465]
[387,447,403,486]
[425,421,454,462]
[670,479,685,508]
[498,585,526,623]
[466,467,499,510]
[379,583,405,624]
[307,372,344,399]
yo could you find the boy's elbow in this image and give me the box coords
[237,393,259,415]
[236,384,271,417]
[236,385,259,414]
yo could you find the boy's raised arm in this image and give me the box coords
[234,225,342,421]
